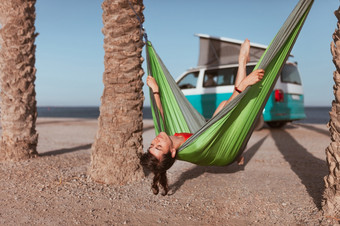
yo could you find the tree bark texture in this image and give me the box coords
[0,0,38,161]
[323,7,340,218]
[90,0,145,184]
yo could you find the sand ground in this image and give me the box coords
[0,118,334,225]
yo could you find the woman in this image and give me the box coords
[140,39,265,195]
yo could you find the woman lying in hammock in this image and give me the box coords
[140,39,264,196]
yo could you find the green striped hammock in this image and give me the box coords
[145,0,313,166]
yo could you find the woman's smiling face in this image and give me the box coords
[148,132,173,161]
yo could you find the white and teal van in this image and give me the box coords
[176,34,305,128]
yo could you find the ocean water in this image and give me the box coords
[38,107,100,119]
[37,106,152,119]
[299,106,330,124]
[37,106,331,124]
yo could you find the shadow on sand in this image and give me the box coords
[170,135,268,195]
[297,123,329,137]
[270,128,327,209]
[36,119,91,126]
[40,143,92,157]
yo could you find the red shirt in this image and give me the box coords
[174,133,193,142]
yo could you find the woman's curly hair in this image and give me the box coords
[140,151,176,196]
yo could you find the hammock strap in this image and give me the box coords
[127,0,148,44]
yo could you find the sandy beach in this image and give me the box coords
[0,117,332,225]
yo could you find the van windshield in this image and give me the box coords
[281,64,302,85]
[178,71,199,89]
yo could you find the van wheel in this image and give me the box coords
[254,115,264,131]
[266,121,287,128]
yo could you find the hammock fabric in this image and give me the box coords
[146,0,314,166]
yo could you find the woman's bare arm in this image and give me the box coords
[147,76,164,120]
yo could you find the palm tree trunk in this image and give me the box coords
[323,7,340,218]
[0,0,38,161]
[90,0,145,184]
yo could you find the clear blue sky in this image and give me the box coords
[34,0,338,107]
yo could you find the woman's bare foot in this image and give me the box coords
[239,39,250,65]
[237,156,244,165]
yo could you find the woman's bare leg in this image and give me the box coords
[212,39,251,117]
[235,39,250,88]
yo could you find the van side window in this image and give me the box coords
[281,64,302,85]
[203,68,236,87]
[178,72,199,89]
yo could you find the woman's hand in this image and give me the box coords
[236,69,265,92]
[147,76,159,92]
[244,69,265,87]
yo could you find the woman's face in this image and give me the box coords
[149,132,173,161]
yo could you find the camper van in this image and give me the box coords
[176,34,305,128]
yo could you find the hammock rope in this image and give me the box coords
[146,0,314,166]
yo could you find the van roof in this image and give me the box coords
[195,34,293,67]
